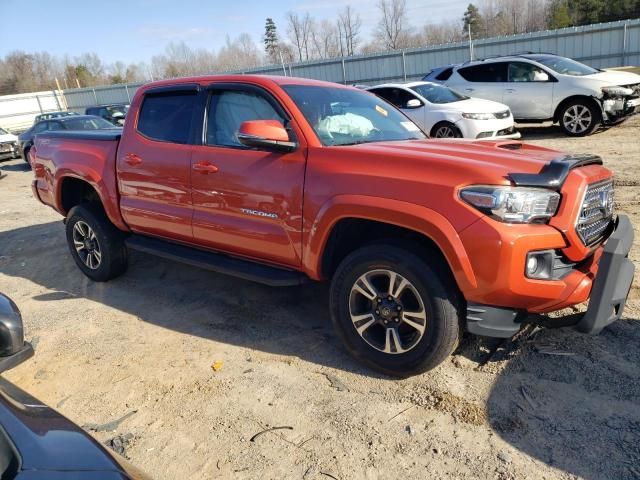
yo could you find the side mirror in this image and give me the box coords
[111,112,125,119]
[237,120,297,153]
[405,98,423,109]
[0,294,34,374]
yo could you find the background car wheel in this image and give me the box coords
[22,147,31,164]
[559,99,601,136]
[430,122,462,138]
[65,204,128,282]
[329,244,461,377]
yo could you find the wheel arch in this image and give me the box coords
[56,174,129,231]
[553,95,603,123]
[305,195,477,293]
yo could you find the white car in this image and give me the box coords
[367,81,520,140]
[425,53,640,136]
[0,127,20,161]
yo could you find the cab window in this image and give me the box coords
[206,89,287,148]
[138,91,198,144]
[458,62,508,82]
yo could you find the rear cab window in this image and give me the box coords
[137,90,198,144]
[458,62,508,82]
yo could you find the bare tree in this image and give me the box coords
[286,11,313,61]
[338,6,362,56]
[375,0,411,50]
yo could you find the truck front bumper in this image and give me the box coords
[467,214,634,337]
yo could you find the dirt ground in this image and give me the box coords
[1,117,639,480]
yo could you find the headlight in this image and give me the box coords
[460,186,561,223]
[601,86,633,97]
[462,112,496,120]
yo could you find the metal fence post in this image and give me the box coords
[402,51,407,81]
[92,88,98,105]
[341,58,347,85]
[125,84,131,103]
[622,22,628,66]
[35,95,43,113]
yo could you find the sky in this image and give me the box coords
[0,0,470,64]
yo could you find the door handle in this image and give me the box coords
[125,153,143,166]
[465,88,475,92]
[505,88,516,93]
[192,162,219,174]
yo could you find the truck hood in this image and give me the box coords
[0,133,18,143]
[342,138,561,182]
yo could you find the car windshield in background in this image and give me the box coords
[283,85,425,146]
[532,56,599,76]
[64,117,115,130]
[410,84,467,104]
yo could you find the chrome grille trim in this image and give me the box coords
[576,178,614,246]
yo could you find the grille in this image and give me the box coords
[576,178,614,246]
[495,110,510,119]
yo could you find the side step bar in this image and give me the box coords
[125,235,307,287]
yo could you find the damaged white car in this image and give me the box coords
[427,53,640,136]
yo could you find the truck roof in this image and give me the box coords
[140,74,353,91]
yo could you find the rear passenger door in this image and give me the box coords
[117,85,201,242]
[453,62,507,103]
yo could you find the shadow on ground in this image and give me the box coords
[0,161,30,172]
[1,221,639,479]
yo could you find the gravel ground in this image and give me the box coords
[1,117,639,480]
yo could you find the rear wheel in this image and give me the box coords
[329,244,461,377]
[430,122,462,138]
[65,204,128,282]
[559,99,601,136]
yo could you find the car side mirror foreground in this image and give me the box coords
[0,294,33,374]
[534,72,550,82]
[406,99,423,109]
[237,120,297,153]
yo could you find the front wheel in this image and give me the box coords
[430,122,462,138]
[329,244,461,377]
[559,100,601,136]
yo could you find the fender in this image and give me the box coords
[303,194,477,292]
[54,168,129,232]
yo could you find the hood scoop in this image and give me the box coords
[497,142,523,151]
[508,154,603,190]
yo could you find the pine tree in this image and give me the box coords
[264,18,279,63]
[462,3,483,38]
[548,0,573,28]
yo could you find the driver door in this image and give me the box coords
[190,84,307,267]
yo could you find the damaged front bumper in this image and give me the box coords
[600,87,640,123]
[467,214,635,337]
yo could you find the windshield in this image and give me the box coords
[63,117,116,130]
[410,83,466,104]
[533,56,598,76]
[283,85,425,146]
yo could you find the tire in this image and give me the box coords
[65,204,128,282]
[329,244,461,377]
[558,99,601,136]
[22,146,31,164]
[430,122,462,139]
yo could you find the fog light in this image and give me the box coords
[525,250,554,279]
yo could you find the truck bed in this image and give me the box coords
[35,129,122,142]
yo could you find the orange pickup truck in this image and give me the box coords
[31,75,634,376]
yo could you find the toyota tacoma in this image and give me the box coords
[30,75,635,376]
